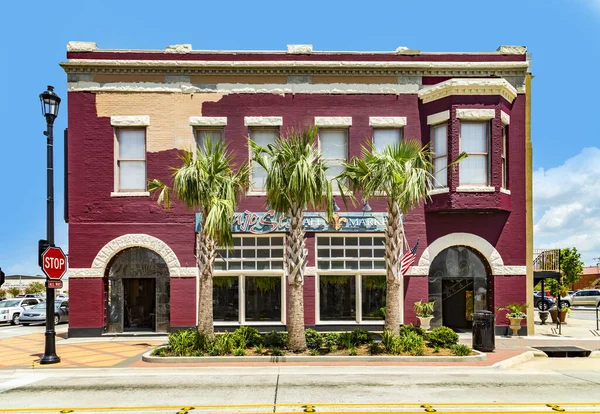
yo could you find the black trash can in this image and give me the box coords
[472,310,495,352]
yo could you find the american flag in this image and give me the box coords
[400,238,420,277]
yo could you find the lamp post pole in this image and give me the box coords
[39,86,61,365]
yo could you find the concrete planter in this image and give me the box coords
[417,316,434,331]
[508,317,525,336]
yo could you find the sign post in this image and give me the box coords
[40,246,66,364]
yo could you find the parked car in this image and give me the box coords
[20,300,69,326]
[560,289,600,308]
[534,291,555,310]
[0,298,43,325]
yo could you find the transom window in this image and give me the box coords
[215,236,284,271]
[373,128,402,152]
[319,129,348,183]
[317,236,385,270]
[249,128,278,192]
[116,128,146,191]
[196,128,223,152]
[431,124,448,188]
[459,122,490,186]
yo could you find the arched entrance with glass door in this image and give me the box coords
[428,246,492,330]
[105,247,170,333]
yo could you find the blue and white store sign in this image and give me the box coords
[195,210,388,234]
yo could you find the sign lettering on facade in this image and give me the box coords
[196,211,389,234]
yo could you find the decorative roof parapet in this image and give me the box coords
[67,41,98,52]
[497,45,527,55]
[287,44,313,54]
[418,78,518,103]
[165,44,192,54]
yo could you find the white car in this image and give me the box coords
[0,298,43,325]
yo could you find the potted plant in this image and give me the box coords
[549,305,570,324]
[413,300,435,331]
[500,303,527,336]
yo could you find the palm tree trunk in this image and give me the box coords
[197,231,216,338]
[286,207,307,351]
[384,200,404,334]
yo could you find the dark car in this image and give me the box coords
[20,300,69,326]
[534,291,555,310]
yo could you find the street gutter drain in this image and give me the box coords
[534,346,592,357]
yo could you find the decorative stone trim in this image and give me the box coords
[110,192,150,197]
[315,117,352,127]
[287,44,313,54]
[90,234,182,277]
[110,115,150,127]
[305,266,317,276]
[426,110,450,125]
[418,78,518,104]
[244,116,283,127]
[500,188,511,195]
[456,108,495,120]
[501,111,510,125]
[69,268,103,278]
[189,116,227,126]
[428,187,449,195]
[67,41,98,52]
[177,267,198,278]
[369,117,407,127]
[495,266,527,275]
[165,44,192,54]
[405,266,428,276]
[456,186,495,193]
[496,45,527,55]
[395,47,420,55]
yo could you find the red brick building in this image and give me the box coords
[61,42,533,336]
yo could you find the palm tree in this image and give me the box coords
[149,139,248,338]
[249,126,333,351]
[339,140,439,334]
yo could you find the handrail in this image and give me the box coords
[533,248,560,272]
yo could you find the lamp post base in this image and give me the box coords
[40,330,60,364]
[40,354,60,364]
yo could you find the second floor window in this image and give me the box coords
[373,128,402,152]
[319,128,348,184]
[196,128,223,152]
[249,128,278,192]
[459,122,489,186]
[116,128,146,191]
[431,124,448,188]
[502,125,509,189]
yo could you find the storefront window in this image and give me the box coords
[361,275,386,320]
[319,275,356,321]
[245,277,281,321]
[213,277,239,322]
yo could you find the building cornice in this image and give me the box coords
[419,78,518,103]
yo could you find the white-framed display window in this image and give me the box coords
[459,121,490,186]
[430,123,448,188]
[248,127,278,194]
[373,128,403,152]
[213,235,285,325]
[316,234,386,325]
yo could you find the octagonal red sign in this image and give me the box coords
[42,247,67,280]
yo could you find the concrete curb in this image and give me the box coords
[492,350,545,369]
[141,347,487,364]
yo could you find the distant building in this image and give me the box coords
[62,42,534,337]
[3,275,69,296]
[573,266,600,290]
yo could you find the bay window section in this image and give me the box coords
[502,125,509,189]
[249,128,278,192]
[459,122,489,186]
[431,124,448,188]
[373,128,402,152]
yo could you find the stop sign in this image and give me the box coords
[42,247,67,280]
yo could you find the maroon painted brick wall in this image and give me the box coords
[170,278,196,327]
[494,275,527,326]
[69,278,105,328]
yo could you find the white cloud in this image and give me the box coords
[534,147,600,265]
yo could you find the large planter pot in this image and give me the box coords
[417,316,433,331]
[508,317,525,336]
[549,309,567,324]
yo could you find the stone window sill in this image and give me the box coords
[111,191,150,197]
[456,186,495,193]
[428,187,449,195]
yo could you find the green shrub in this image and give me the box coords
[305,329,323,350]
[209,332,234,356]
[193,331,210,352]
[270,347,285,356]
[451,344,472,356]
[397,331,425,356]
[381,330,396,353]
[233,347,246,356]
[348,346,358,356]
[254,344,265,355]
[233,326,262,348]
[263,331,287,349]
[322,333,339,352]
[351,328,372,345]
[427,326,459,348]
[309,348,320,356]
[191,349,204,357]
[337,332,353,350]
[433,346,440,353]
[151,347,168,356]
[168,329,197,356]
[368,342,383,355]
[399,324,425,338]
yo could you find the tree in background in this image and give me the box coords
[560,247,584,290]
[24,282,45,295]
[7,287,21,298]
[0,289,6,298]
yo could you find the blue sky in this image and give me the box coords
[1,0,600,276]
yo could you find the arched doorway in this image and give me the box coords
[105,247,170,333]
[428,246,492,330]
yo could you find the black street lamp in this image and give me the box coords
[39,85,61,365]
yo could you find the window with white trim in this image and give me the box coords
[213,236,285,324]
[196,128,223,152]
[115,128,146,191]
[502,125,509,189]
[373,128,402,152]
[317,235,386,323]
[319,129,348,183]
[249,128,278,192]
[431,124,448,188]
[459,122,490,186]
